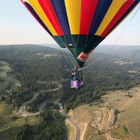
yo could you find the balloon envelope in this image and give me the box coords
[21,0,139,67]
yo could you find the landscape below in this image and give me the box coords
[0,44,140,140]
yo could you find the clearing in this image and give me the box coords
[0,61,21,90]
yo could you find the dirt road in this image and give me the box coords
[81,122,88,140]
[67,116,80,140]
[17,86,61,117]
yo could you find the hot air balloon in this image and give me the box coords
[21,0,139,89]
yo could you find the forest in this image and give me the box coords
[0,45,140,140]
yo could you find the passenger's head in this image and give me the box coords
[74,65,79,70]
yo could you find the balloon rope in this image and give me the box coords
[130,3,140,21]
[79,56,102,71]
[115,3,140,42]
[63,50,75,68]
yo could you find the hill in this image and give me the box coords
[67,86,140,140]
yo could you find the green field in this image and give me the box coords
[0,61,38,140]
[0,61,21,91]
[0,102,39,140]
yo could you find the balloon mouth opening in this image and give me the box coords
[77,59,85,68]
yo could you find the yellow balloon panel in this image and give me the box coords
[28,0,57,35]
[95,0,126,36]
[64,0,81,34]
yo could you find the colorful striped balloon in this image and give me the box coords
[21,0,140,67]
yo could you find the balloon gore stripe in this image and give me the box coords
[106,0,140,37]
[89,0,112,35]
[38,0,63,36]
[102,0,134,37]
[80,0,99,34]
[51,0,70,35]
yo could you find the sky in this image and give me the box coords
[0,0,140,46]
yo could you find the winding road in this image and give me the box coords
[18,85,62,117]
